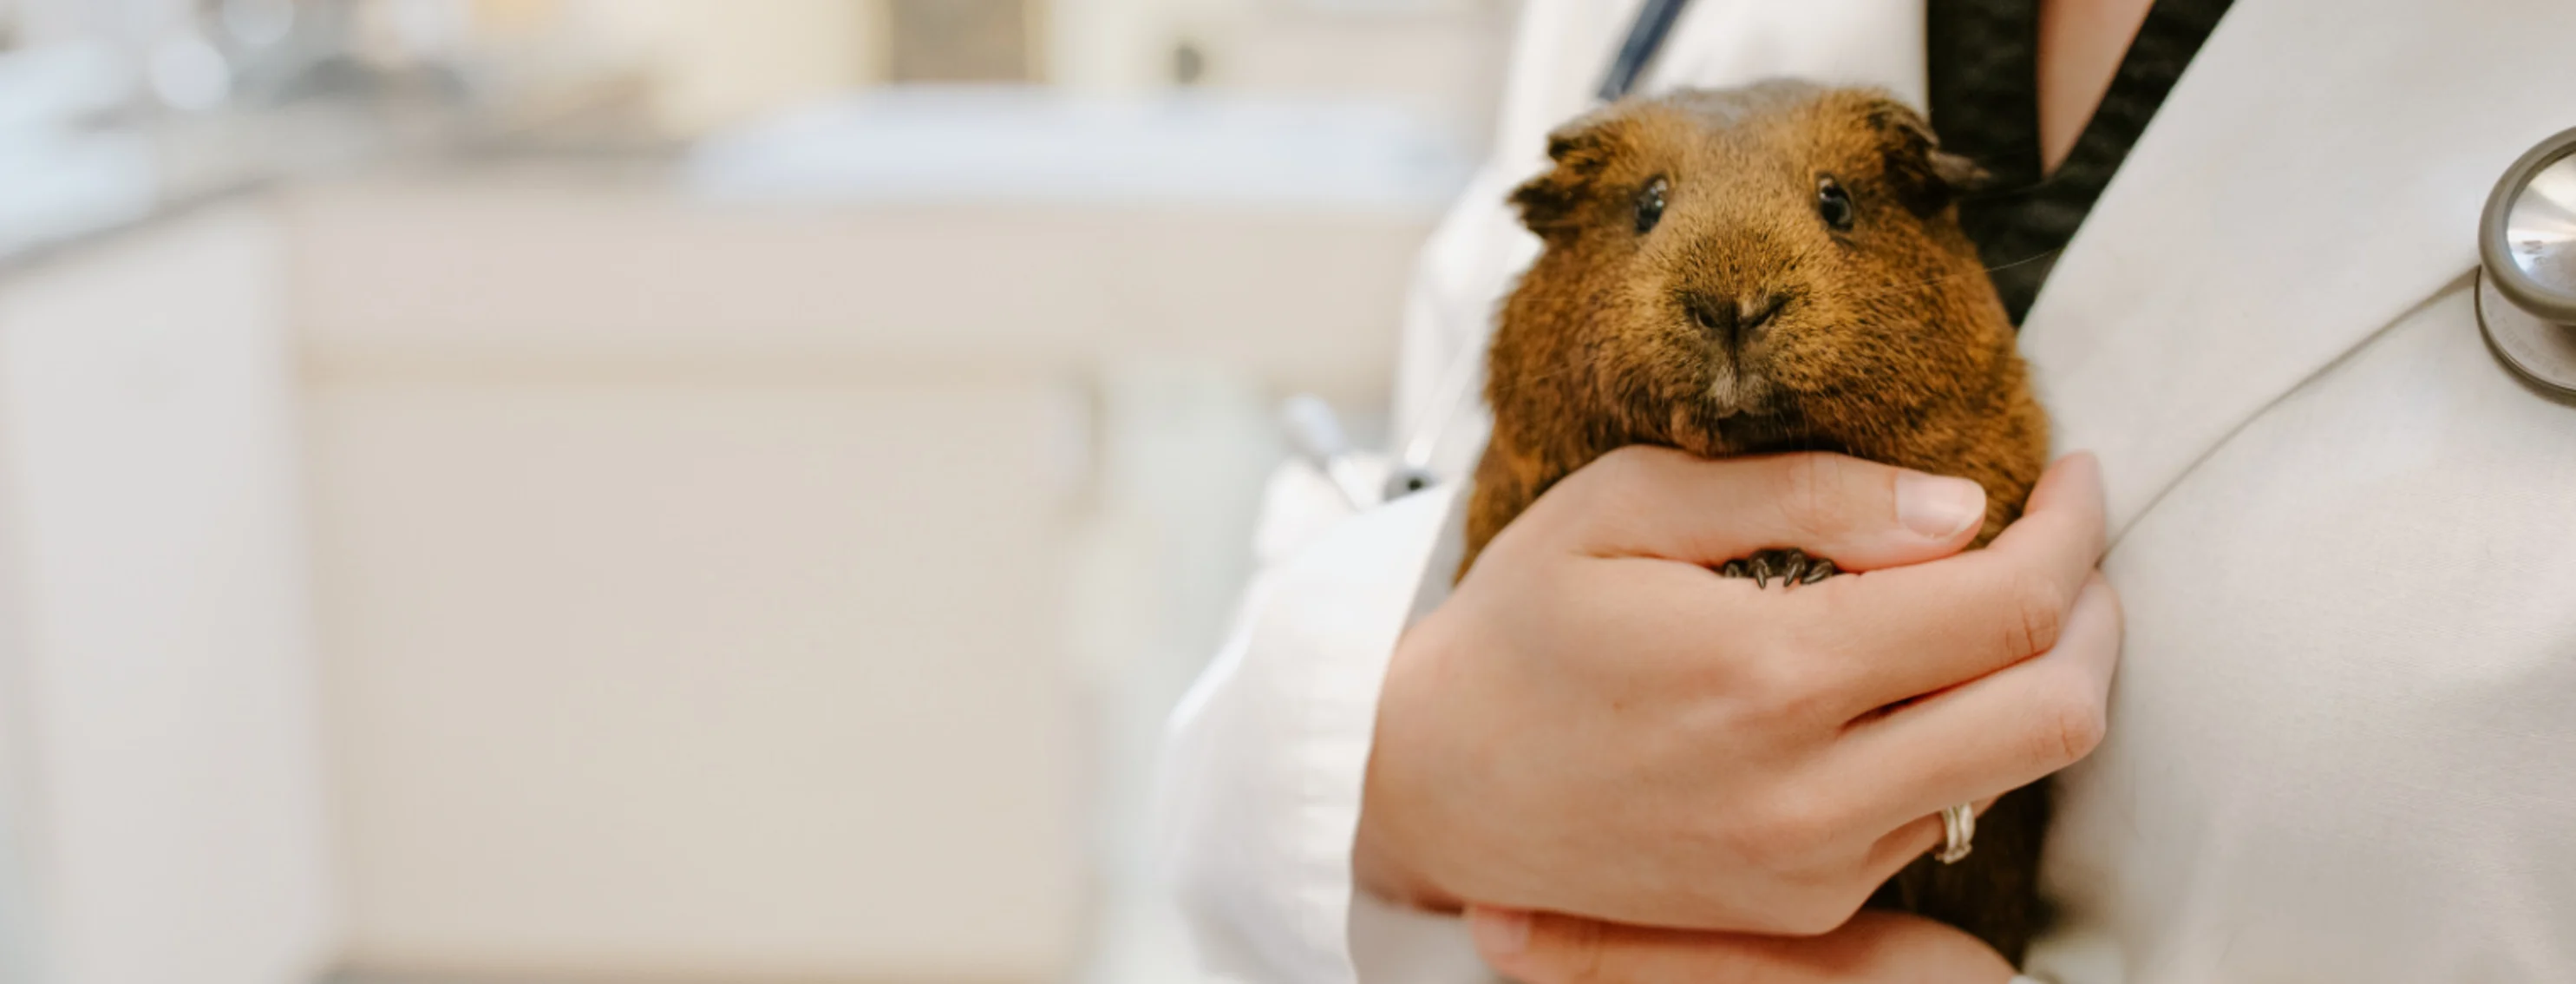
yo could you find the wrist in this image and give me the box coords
[1352,616,1467,914]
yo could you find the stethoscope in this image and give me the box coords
[1288,3,2576,503]
[1281,0,1694,508]
[2478,126,2576,403]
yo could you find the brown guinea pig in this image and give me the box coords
[1461,81,2053,962]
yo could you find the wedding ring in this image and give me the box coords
[1934,802,1977,864]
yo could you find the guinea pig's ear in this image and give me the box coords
[1510,114,1631,237]
[1866,101,1990,217]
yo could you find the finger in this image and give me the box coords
[1863,796,2000,884]
[1805,452,2109,713]
[1839,573,2122,828]
[1535,447,1989,572]
[1468,906,1795,984]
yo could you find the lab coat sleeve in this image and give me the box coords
[1161,151,1541,984]
[1161,469,1460,984]
[1162,3,1611,977]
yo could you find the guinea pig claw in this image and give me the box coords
[1718,548,1840,589]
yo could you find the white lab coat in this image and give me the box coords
[1161,1,2576,981]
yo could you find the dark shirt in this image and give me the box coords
[1926,0,2234,323]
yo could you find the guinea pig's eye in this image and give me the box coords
[1633,175,1669,234]
[1815,175,1855,232]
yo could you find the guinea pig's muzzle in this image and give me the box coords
[1684,289,1790,411]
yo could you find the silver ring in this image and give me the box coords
[1934,803,1976,864]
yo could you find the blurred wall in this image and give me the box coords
[563,0,892,134]
[555,0,1513,146]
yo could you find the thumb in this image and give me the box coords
[1466,906,1753,984]
[1465,907,1576,983]
[1465,906,1540,974]
[1468,906,2019,984]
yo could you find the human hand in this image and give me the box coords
[1464,905,2017,984]
[1356,449,2117,934]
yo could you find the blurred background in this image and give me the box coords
[0,1,1515,981]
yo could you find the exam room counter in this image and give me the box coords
[0,101,1453,983]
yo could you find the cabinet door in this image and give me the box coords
[305,371,1083,980]
[0,204,335,984]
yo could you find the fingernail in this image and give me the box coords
[1896,472,1985,540]
[1468,907,1532,957]
[2070,450,2104,488]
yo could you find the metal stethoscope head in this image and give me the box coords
[1276,341,1478,510]
[2479,126,2576,401]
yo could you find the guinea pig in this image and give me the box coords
[1461,81,2054,961]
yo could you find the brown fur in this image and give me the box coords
[1461,82,2053,962]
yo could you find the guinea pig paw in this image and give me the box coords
[1718,548,1840,588]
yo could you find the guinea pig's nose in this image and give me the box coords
[1687,292,1789,349]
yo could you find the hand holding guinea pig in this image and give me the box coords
[1360,449,2116,937]
[1357,82,2120,963]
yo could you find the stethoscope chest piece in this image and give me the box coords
[2480,126,2576,402]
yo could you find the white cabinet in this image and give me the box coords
[281,170,1424,979]
[0,157,1429,982]
[303,372,1087,978]
[286,179,1160,981]
[0,204,337,984]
